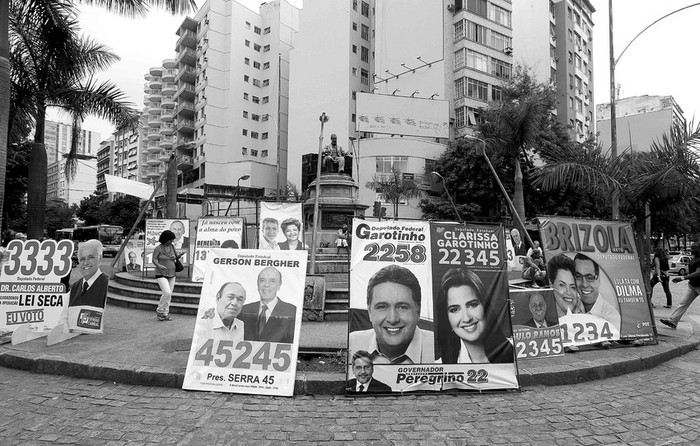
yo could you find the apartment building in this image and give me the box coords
[513,0,596,141]
[596,95,685,154]
[44,120,101,165]
[142,0,299,218]
[46,156,97,206]
[96,139,114,196]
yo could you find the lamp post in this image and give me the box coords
[431,171,462,224]
[309,112,329,274]
[236,174,250,216]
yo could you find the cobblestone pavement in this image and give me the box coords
[0,343,699,446]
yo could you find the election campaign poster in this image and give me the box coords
[429,222,519,391]
[183,249,307,396]
[509,288,564,360]
[192,217,245,282]
[0,240,73,343]
[145,219,191,267]
[258,202,306,250]
[538,217,655,346]
[347,219,434,394]
[121,236,145,274]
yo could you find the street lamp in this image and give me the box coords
[236,174,250,216]
[431,171,462,224]
[309,112,329,274]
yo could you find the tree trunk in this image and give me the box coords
[0,0,9,232]
[165,159,178,218]
[513,157,525,221]
[27,142,47,239]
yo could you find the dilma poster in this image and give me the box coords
[538,217,655,346]
[183,249,306,397]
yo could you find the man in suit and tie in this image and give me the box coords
[511,228,528,256]
[346,350,392,393]
[523,292,558,328]
[239,266,297,343]
[126,251,141,272]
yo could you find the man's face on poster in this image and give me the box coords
[574,258,600,307]
[263,222,278,241]
[510,229,521,245]
[170,221,185,241]
[217,282,246,323]
[128,252,137,263]
[529,293,547,324]
[353,357,373,385]
[257,267,282,305]
[78,243,101,281]
[367,281,420,355]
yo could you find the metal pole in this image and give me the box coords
[608,0,619,220]
[431,171,462,223]
[309,112,328,274]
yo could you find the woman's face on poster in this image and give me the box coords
[284,224,299,242]
[552,268,579,313]
[446,285,485,344]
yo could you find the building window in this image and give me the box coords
[242,147,248,155]
[467,49,489,72]
[466,21,486,44]
[263,45,270,52]
[569,97,574,109]
[253,79,260,87]
[251,131,259,139]
[252,96,260,104]
[244,75,250,82]
[454,77,466,99]
[263,62,270,69]
[360,68,369,85]
[254,26,261,35]
[361,1,369,17]
[353,22,358,31]
[264,27,270,34]
[242,129,248,136]
[262,79,269,86]
[245,39,250,47]
[262,132,268,139]
[352,45,357,53]
[252,114,260,121]
[466,0,487,18]
[467,78,488,101]
[361,46,369,62]
[244,57,250,65]
[491,85,502,101]
[253,43,261,52]
[491,58,511,79]
[352,67,357,76]
[487,3,511,27]
[576,98,583,112]
[361,24,369,40]
[454,19,465,41]
[455,107,466,127]
[262,96,269,103]
[454,49,465,70]
[489,30,511,51]
[251,149,258,157]
[243,93,249,100]
[262,115,269,122]
[376,156,408,174]
[352,113,356,122]
[261,150,268,157]
[352,91,357,100]
[245,21,251,29]
[243,111,249,118]
[253,61,260,69]
[353,0,358,11]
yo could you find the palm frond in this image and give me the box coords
[78,0,197,17]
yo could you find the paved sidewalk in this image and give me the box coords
[0,303,698,394]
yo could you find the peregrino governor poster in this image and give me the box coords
[0,240,73,340]
[538,217,655,346]
[183,249,307,396]
[346,219,518,394]
[145,219,191,266]
[192,217,245,282]
[429,222,518,390]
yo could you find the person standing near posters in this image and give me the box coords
[239,266,297,343]
[435,268,513,364]
[650,247,673,308]
[346,350,391,393]
[661,242,700,329]
[278,218,307,250]
[259,217,280,250]
[152,230,184,322]
[349,264,434,365]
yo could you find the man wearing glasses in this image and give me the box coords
[573,253,622,335]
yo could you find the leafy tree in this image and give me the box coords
[366,168,422,219]
[76,192,109,225]
[3,140,30,231]
[266,181,301,202]
[107,194,141,230]
[45,198,76,238]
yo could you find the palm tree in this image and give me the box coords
[366,167,423,219]
[0,0,196,237]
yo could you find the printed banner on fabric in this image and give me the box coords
[509,288,564,360]
[145,219,191,266]
[346,220,518,394]
[538,217,655,345]
[183,249,307,396]
[0,240,73,335]
[429,222,518,390]
[121,237,144,273]
[192,217,245,282]
[258,202,306,251]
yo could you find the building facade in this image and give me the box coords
[44,120,101,165]
[47,156,97,206]
[512,0,595,141]
[596,95,686,154]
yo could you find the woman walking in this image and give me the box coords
[651,247,672,308]
[152,230,183,321]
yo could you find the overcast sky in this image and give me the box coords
[60,0,700,141]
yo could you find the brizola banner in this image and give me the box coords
[538,217,655,346]
[258,202,306,251]
[192,217,245,282]
[509,288,564,360]
[0,240,73,341]
[347,220,518,394]
[145,219,191,266]
[183,249,306,396]
[429,222,518,391]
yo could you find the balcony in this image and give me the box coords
[145,166,160,178]
[149,77,163,89]
[174,66,196,84]
[160,110,175,122]
[159,135,174,148]
[146,153,161,165]
[175,137,194,152]
[148,104,162,115]
[147,114,162,127]
[174,83,195,101]
[194,114,207,130]
[149,66,163,77]
[160,96,176,109]
[176,47,197,67]
[161,81,177,95]
[176,29,197,50]
[159,149,172,162]
[161,68,177,83]
[146,142,161,153]
[160,123,175,136]
[147,90,162,102]
[195,78,207,94]
[146,128,161,140]
[176,101,195,117]
[158,164,167,174]
[176,119,194,133]
[177,154,194,171]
